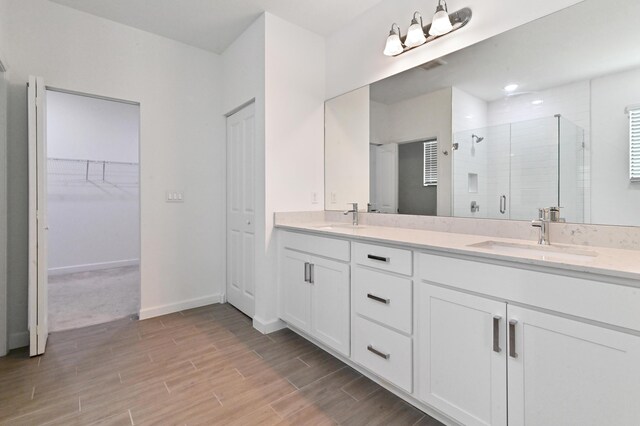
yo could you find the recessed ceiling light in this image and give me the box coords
[531,99,544,105]
[504,84,519,92]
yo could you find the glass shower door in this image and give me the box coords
[509,116,559,221]
[452,124,511,219]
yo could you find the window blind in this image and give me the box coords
[423,139,438,186]
[630,106,640,182]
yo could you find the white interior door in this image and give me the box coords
[374,143,398,213]
[226,103,256,317]
[28,76,48,356]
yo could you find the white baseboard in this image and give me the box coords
[48,259,140,276]
[253,316,287,334]
[9,331,29,350]
[139,294,222,320]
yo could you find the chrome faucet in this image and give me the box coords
[344,202,359,226]
[531,208,550,245]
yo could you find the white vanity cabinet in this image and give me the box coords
[277,229,640,426]
[507,305,640,426]
[417,284,507,426]
[279,232,350,356]
[417,253,640,426]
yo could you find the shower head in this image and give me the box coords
[472,134,484,143]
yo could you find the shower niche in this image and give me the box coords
[452,115,585,222]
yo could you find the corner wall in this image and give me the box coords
[1,0,226,347]
[262,13,326,329]
[221,12,326,332]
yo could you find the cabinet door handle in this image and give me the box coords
[493,315,502,353]
[367,293,390,304]
[367,345,390,360]
[304,262,310,283]
[367,254,390,263]
[309,263,315,284]
[509,319,518,358]
[500,195,507,214]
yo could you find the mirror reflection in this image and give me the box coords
[324,0,640,227]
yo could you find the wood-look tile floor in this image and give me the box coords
[0,303,443,425]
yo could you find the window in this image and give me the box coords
[423,139,438,186]
[630,105,640,182]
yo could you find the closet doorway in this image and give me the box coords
[46,89,140,332]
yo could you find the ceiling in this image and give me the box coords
[49,0,384,54]
[371,0,640,104]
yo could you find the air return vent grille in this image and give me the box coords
[629,106,640,182]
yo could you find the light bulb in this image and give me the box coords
[383,25,404,56]
[429,1,453,36]
[405,13,426,48]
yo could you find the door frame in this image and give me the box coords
[224,99,256,316]
[0,55,7,356]
[29,84,142,355]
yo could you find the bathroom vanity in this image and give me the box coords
[275,217,640,426]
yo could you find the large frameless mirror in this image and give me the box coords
[324,0,640,227]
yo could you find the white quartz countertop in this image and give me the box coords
[275,220,640,282]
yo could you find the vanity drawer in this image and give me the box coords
[353,267,412,334]
[418,253,640,332]
[281,231,350,262]
[354,242,412,276]
[353,316,412,392]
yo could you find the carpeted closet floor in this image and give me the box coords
[48,265,140,332]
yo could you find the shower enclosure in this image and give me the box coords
[452,115,586,222]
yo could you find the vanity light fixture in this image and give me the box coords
[383,23,404,56]
[383,2,472,57]
[429,0,454,36]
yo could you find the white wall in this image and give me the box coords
[325,0,583,99]
[325,86,370,210]
[46,91,140,273]
[591,67,640,226]
[47,91,139,162]
[1,0,226,348]
[262,13,326,328]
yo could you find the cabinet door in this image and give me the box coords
[507,306,640,426]
[310,256,350,356]
[418,284,507,426]
[280,249,312,333]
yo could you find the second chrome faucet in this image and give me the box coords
[531,207,562,245]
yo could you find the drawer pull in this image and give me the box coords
[309,263,315,284]
[509,319,518,358]
[367,345,390,360]
[493,315,502,353]
[367,293,390,304]
[367,254,390,263]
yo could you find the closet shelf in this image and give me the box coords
[48,157,139,186]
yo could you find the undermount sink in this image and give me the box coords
[314,224,367,230]
[468,240,598,262]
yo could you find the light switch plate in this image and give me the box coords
[166,191,185,203]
